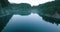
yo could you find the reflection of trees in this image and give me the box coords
[9,3,31,16]
[0,3,31,16]
[1,0,60,25]
[0,3,32,32]
[38,13,60,25]
[17,10,31,16]
[0,0,32,16]
[0,15,12,32]
[17,3,31,15]
[41,15,60,25]
[37,0,60,25]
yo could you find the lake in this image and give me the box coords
[0,11,60,32]
[0,4,60,32]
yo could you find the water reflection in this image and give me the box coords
[0,15,12,32]
[37,0,60,25]
[37,9,60,25]
[0,1,60,32]
[9,3,31,16]
[1,14,59,32]
[41,16,60,25]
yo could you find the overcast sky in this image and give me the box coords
[8,0,54,6]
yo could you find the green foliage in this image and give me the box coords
[19,3,31,9]
[0,0,9,7]
[38,1,60,15]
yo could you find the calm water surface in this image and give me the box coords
[1,13,60,32]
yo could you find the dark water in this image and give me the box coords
[0,12,60,32]
[0,5,60,32]
[0,0,60,32]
